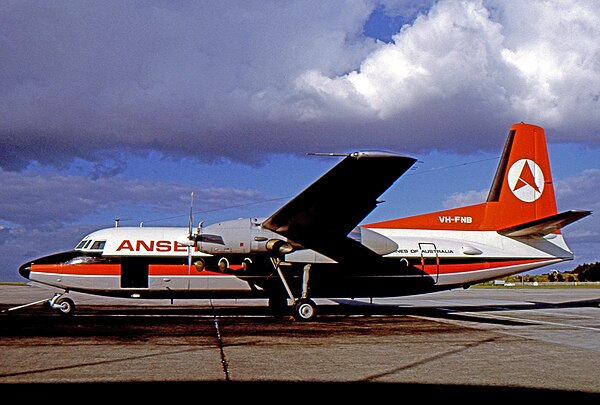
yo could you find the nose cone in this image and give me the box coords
[19,262,31,280]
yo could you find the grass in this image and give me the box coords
[474,281,600,289]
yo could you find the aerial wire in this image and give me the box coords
[129,156,499,226]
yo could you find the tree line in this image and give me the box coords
[501,261,600,283]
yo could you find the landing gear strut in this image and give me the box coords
[271,259,317,321]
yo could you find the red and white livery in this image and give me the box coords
[18,123,591,320]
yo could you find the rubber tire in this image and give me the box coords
[293,298,317,321]
[55,297,75,316]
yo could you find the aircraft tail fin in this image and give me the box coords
[366,123,591,234]
[484,122,558,227]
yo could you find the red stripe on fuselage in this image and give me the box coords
[31,263,121,276]
[31,263,242,276]
[421,258,553,275]
[148,265,238,276]
[30,259,552,278]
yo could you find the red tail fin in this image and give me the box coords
[485,122,557,226]
[366,123,561,231]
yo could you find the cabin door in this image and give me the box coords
[121,257,149,288]
[419,242,440,284]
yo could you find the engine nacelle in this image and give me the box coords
[265,239,296,254]
[351,226,398,255]
[195,218,290,255]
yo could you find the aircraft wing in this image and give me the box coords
[262,151,417,263]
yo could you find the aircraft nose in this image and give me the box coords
[19,262,31,280]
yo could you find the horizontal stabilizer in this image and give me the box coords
[498,210,592,237]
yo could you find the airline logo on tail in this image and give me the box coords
[508,159,544,202]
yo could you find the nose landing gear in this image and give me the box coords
[49,295,76,316]
[3,292,75,316]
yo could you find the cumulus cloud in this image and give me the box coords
[555,168,600,209]
[293,0,508,119]
[1,0,600,171]
[291,0,600,144]
[443,188,488,209]
[0,0,377,169]
[553,168,600,246]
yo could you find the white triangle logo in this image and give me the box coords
[507,159,544,202]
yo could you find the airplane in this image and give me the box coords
[15,122,591,321]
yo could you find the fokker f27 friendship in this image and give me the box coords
[17,123,591,320]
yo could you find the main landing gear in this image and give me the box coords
[270,260,317,321]
[292,298,317,321]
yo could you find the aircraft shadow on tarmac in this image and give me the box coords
[327,296,600,325]
[2,296,600,399]
[3,294,599,326]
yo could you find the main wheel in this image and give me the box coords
[55,297,75,316]
[293,298,317,321]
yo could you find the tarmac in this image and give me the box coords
[1,283,599,399]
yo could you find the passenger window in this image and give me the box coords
[90,241,106,250]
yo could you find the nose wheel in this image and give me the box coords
[47,293,76,316]
[53,297,76,316]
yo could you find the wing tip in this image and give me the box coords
[350,150,415,160]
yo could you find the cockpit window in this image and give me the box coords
[90,241,106,250]
[83,240,92,249]
[65,255,112,265]
[75,240,88,249]
[66,256,103,265]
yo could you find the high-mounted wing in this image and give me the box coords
[262,151,417,263]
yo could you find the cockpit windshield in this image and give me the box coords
[75,239,105,251]
[90,241,106,250]
[65,256,101,265]
[75,240,88,249]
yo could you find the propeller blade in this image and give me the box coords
[188,192,195,240]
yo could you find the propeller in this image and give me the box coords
[187,192,195,280]
[185,192,204,279]
[188,192,195,241]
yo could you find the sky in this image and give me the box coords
[1,0,599,281]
